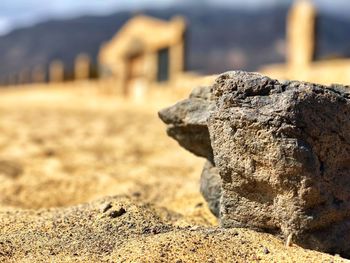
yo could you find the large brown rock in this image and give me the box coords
[159,71,350,257]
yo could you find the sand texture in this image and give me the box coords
[0,83,347,262]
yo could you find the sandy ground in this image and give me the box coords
[0,82,348,262]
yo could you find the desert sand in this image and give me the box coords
[0,82,347,262]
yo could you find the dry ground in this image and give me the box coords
[0,81,347,262]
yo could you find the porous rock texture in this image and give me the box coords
[159,71,350,257]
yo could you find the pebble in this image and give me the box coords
[101,202,112,213]
[109,207,126,218]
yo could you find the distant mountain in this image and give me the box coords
[0,5,350,80]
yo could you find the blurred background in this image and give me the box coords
[0,0,350,87]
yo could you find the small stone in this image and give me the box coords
[109,207,126,218]
[263,247,270,254]
[100,202,112,213]
[142,227,151,234]
[189,226,199,231]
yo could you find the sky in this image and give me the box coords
[0,0,349,35]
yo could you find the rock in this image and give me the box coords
[159,70,350,257]
[200,161,221,217]
[109,207,126,218]
[158,85,220,216]
[263,247,270,254]
[100,202,112,213]
[210,71,350,256]
[158,86,215,160]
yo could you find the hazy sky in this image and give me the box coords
[0,0,349,35]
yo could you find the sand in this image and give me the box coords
[0,83,347,262]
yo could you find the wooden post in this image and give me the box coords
[49,60,64,83]
[169,16,186,81]
[74,53,91,80]
[287,0,316,68]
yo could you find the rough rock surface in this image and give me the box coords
[200,161,221,217]
[159,71,350,257]
[159,86,215,160]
